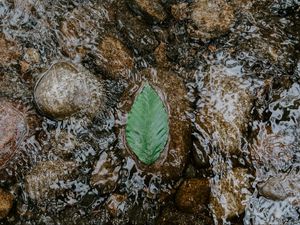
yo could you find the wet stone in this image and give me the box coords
[117,68,191,181]
[175,178,210,214]
[95,36,134,79]
[0,189,14,219]
[0,100,28,169]
[210,168,252,220]
[187,0,235,40]
[34,62,106,120]
[127,0,167,24]
[193,68,254,165]
[90,151,121,194]
[257,168,300,203]
[24,160,78,202]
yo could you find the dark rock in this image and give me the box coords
[127,0,167,24]
[117,5,159,56]
[90,151,121,194]
[156,205,213,225]
[117,68,191,181]
[175,178,210,214]
[34,62,106,120]
[0,188,14,219]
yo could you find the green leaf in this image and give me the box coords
[125,83,169,165]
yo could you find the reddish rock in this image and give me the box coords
[0,100,28,169]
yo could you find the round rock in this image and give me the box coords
[34,62,106,120]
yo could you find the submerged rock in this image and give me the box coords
[0,100,28,169]
[257,170,300,203]
[117,68,191,180]
[193,68,254,166]
[95,36,134,79]
[25,160,78,202]
[0,189,14,219]
[175,178,210,214]
[210,168,252,221]
[117,5,159,56]
[171,0,235,40]
[90,151,121,194]
[127,0,167,23]
[34,62,106,120]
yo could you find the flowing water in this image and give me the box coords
[0,0,300,224]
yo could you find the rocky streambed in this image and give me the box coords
[0,0,300,224]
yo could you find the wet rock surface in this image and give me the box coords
[175,178,210,214]
[25,160,78,202]
[0,189,13,219]
[193,67,255,168]
[0,0,300,224]
[210,168,252,221]
[127,0,167,23]
[34,62,106,120]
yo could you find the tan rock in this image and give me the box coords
[0,189,13,219]
[188,0,235,40]
[34,62,106,120]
